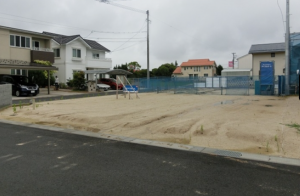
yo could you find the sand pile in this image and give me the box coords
[1,93,300,159]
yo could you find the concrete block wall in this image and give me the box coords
[0,84,12,110]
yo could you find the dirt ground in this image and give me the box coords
[1,93,300,159]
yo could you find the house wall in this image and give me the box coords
[51,38,112,83]
[32,37,48,48]
[0,84,12,110]
[237,54,252,69]
[0,29,10,59]
[1,29,52,61]
[180,66,214,77]
[86,50,111,69]
[252,52,285,76]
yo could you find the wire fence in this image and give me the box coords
[127,75,299,96]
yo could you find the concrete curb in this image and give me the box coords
[1,119,299,167]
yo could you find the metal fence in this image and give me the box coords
[127,75,299,96]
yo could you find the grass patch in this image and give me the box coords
[283,123,300,133]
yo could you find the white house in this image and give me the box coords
[43,32,112,84]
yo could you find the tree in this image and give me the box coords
[114,63,128,70]
[128,61,141,70]
[28,60,55,87]
[71,71,85,89]
[175,60,178,67]
[154,63,177,77]
[216,65,224,76]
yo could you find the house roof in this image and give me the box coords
[43,31,110,52]
[173,67,182,74]
[249,43,285,54]
[0,25,53,39]
[237,54,252,60]
[180,59,216,67]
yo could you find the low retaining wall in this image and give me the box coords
[0,84,12,110]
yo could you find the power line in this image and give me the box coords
[112,22,147,52]
[86,37,146,39]
[95,0,145,14]
[0,12,146,34]
[93,40,146,42]
[112,41,145,52]
[277,0,286,33]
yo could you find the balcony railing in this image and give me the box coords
[31,47,53,52]
[88,57,112,62]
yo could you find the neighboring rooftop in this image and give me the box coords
[0,25,53,38]
[43,31,110,52]
[249,43,285,54]
[181,59,216,67]
[173,67,182,74]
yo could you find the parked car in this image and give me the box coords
[0,74,39,97]
[97,83,110,91]
[99,78,123,90]
[79,81,110,91]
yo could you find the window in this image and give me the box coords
[73,49,81,58]
[271,53,275,57]
[26,38,30,48]
[53,48,60,57]
[93,53,99,59]
[16,36,20,47]
[10,35,14,46]
[184,67,186,71]
[10,35,30,48]
[204,74,208,77]
[32,41,40,49]
[11,69,26,76]
[194,74,198,79]
[283,68,285,74]
[204,66,209,70]
[189,74,193,79]
[21,37,26,47]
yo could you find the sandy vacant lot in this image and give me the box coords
[1,93,300,159]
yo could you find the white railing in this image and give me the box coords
[31,47,53,52]
[88,58,112,62]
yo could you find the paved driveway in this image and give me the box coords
[0,122,300,196]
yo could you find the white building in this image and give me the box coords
[43,32,112,83]
[237,54,252,69]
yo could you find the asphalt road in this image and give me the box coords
[0,122,300,196]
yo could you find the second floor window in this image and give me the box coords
[10,35,30,48]
[73,49,81,58]
[93,53,99,59]
[53,48,60,57]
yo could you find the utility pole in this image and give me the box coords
[285,0,290,95]
[147,10,150,81]
[232,53,235,69]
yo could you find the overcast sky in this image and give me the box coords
[1,0,299,69]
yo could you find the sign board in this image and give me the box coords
[124,85,138,92]
[260,62,274,85]
[228,61,233,68]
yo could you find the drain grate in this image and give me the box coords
[213,150,242,158]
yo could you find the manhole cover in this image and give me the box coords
[213,150,242,158]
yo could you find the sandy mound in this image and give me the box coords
[1,93,300,159]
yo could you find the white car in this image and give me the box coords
[97,83,110,91]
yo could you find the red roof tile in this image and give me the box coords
[173,66,182,74]
[181,59,215,67]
